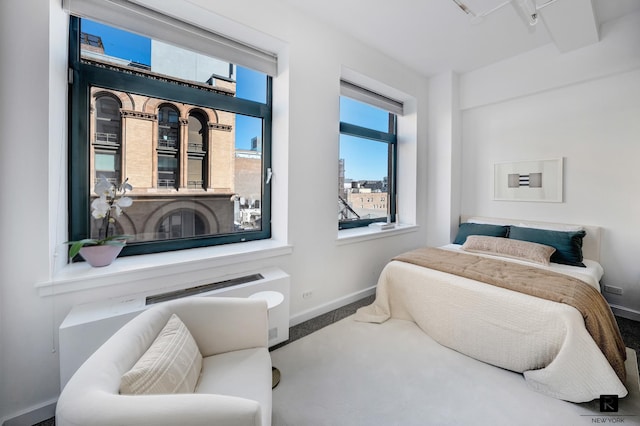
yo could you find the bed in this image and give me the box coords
[354,216,628,403]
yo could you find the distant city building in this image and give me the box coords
[234,148,262,229]
[346,182,388,218]
[338,157,388,220]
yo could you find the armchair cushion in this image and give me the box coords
[197,347,271,404]
[120,313,202,395]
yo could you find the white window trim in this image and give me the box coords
[336,223,419,246]
[37,239,292,297]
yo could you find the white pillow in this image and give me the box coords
[120,314,202,395]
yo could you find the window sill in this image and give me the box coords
[336,223,418,246]
[37,239,293,297]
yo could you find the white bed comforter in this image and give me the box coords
[354,259,628,403]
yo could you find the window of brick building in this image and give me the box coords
[187,112,207,190]
[157,105,180,189]
[93,94,122,185]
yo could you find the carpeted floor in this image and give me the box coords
[271,301,640,425]
[34,295,640,425]
[282,295,640,373]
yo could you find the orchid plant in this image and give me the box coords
[66,177,134,260]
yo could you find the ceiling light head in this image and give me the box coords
[451,0,556,27]
[513,0,540,27]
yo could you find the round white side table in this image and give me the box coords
[249,290,284,389]
[249,290,284,310]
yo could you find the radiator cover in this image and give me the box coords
[59,267,290,389]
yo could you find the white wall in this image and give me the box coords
[0,1,64,423]
[0,0,429,422]
[458,12,640,316]
[427,72,462,247]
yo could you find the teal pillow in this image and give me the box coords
[453,223,510,245]
[508,226,586,267]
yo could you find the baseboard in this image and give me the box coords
[611,304,640,322]
[289,285,376,327]
[2,399,56,426]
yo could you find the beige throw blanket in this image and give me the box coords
[355,247,628,402]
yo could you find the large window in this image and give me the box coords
[68,15,273,257]
[338,81,401,230]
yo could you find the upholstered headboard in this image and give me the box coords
[460,215,601,262]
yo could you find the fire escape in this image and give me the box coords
[338,196,360,221]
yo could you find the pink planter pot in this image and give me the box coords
[79,244,124,267]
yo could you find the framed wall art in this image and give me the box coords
[493,158,563,202]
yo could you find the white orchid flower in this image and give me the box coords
[121,180,133,193]
[94,177,114,197]
[114,196,133,217]
[75,177,136,252]
[117,196,133,208]
[91,197,110,219]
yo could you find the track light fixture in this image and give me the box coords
[452,0,559,27]
[513,0,539,26]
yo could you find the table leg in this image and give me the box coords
[272,366,281,389]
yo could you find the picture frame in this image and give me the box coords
[493,158,563,202]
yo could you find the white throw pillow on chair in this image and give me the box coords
[120,313,202,395]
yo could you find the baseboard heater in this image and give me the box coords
[146,273,264,305]
[59,267,290,389]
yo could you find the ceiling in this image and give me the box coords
[278,0,640,76]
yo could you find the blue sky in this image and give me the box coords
[82,20,151,65]
[81,19,388,180]
[234,67,266,151]
[340,97,390,181]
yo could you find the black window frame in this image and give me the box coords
[68,16,273,257]
[338,107,397,230]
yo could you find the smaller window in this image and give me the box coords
[338,87,399,230]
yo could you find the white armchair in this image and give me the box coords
[56,297,272,426]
